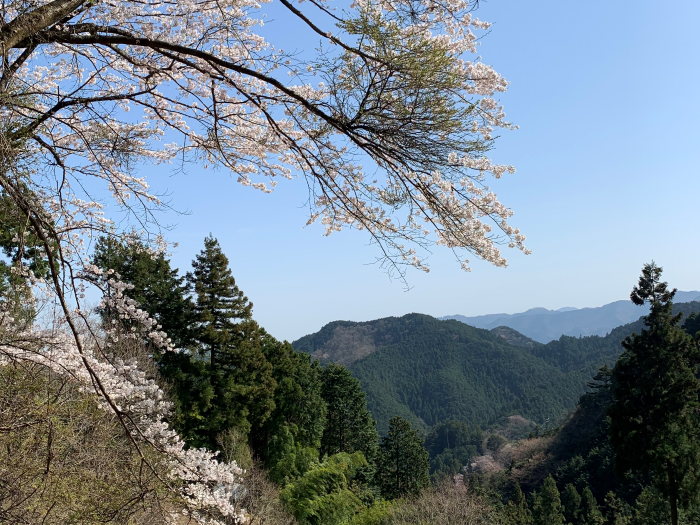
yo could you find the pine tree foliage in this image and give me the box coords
[505,483,533,525]
[603,492,630,525]
[609,263,700,525]
[579,486,604,525]
[376,416,430,500]
[562,483,581,525]
[532,475,565,525]
[188,235,254,363]
[252,332,327,468]
[187,236,276,446]
[320,364,378,460]
[92,236,194,349]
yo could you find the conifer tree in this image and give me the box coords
[186,235,276,447]
[251,332,327,468]
[683,312,700,337]
[602,492,629,525]
[188,235,254,364]
[532,475,565,525]
[320,364,378,460]
[562,483,581,525]
[608,263,700,525]
[505,483,533,525]
[92,236,194,348]
[91,237,215,449]
[579,486,604,525]
[376,416,430,500]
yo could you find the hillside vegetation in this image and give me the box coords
[294,302,700,434]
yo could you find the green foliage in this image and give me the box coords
[603,491,631,525]
[280,452,367,525]
[253,333,327,474]
[532,475,565,525]
[92,236,194,348]
[580,486,604,525]
[376,416,430,500]
[683,312,700,337]
[345,500,395,525]
[424,420,482,478]
[93,236,326,457]
[341,314,588,434]
[180,236,275,447]
[504,483,533,525]
[321,363,378,460]
[609,264,700,525]
[0,188,52,320]
[562,483,582,525]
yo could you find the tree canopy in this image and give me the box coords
[608,263,700,525]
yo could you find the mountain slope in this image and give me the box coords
[295,314,586,433]
[441,291,700,343]
[347,315,584,434]
[292,303,700,434]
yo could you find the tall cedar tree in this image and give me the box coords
[187,236,276,447]
[251,331,327,467]
[505,483,533,525]
[562,483,581,525]
[579,486,604,525]
[608,263,700,525]
[376,416,430,500]
[320,364,378,460]
[92,237,227,448]
[532,475,565,525]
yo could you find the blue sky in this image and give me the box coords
[143,0,700,342]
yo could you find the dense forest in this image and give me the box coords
[3,230,700,525]
[293,301,700,435]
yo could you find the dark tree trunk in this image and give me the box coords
[668,464,679,525]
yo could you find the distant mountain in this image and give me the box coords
[297,313,586,434]
[292,302,700,434]
[441,291,700,343]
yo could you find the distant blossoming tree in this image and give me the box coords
[0,0,527,522]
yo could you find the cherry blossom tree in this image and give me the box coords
[0,0,528,522]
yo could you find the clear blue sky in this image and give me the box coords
[143,0,700,342]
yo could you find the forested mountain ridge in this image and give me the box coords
[441,291,700,343]
[344,315,583,434]
[293,302,700,434]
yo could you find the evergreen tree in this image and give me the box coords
[0,188,52,319]
[376,416,430,500]
[320,364,378,460]
[562,483,582,525]
[532,475,565,525]
[579,486,604,525]
[424,419,482,478]
[505,483,533,525]
[683,312,700,337]
[188,235,254,362]
[608,263,700,525]
[251,332,327,469]
[92,236,194,348]
[185,236,276,447]
[602,492,629,525]
[91,237,216,448]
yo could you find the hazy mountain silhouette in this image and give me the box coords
[440,291,700,343]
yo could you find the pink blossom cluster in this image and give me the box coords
[0,297,247,523]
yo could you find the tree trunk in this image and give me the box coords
[668,464,679,525]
